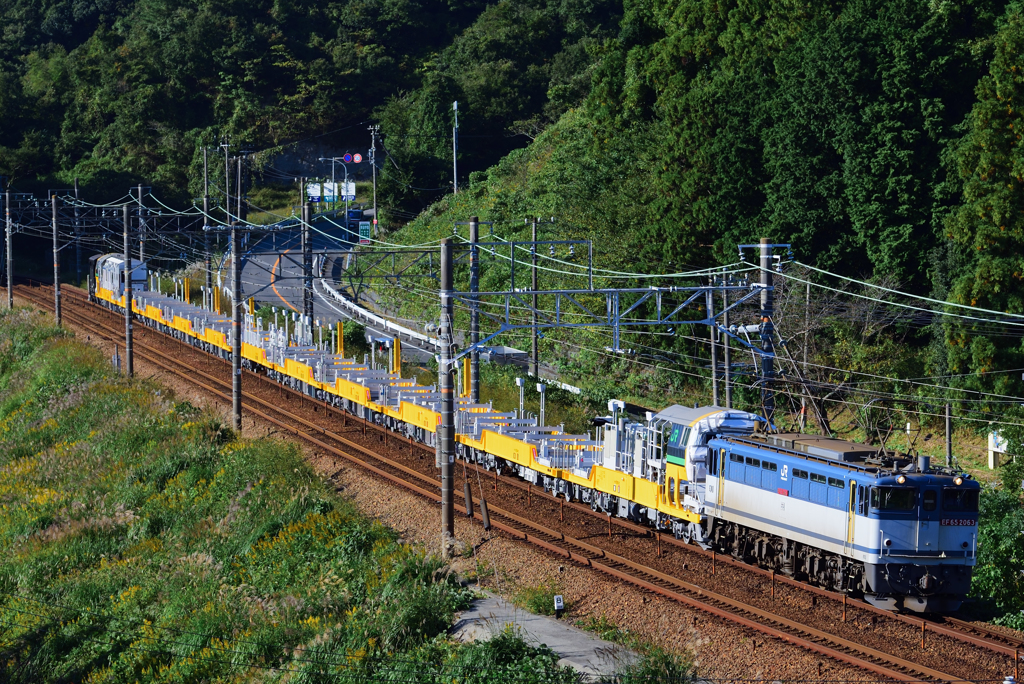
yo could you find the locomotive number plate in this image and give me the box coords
[941,518,976,526]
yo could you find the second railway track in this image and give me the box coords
[15,282,1019,682]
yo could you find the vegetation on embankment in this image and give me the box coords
[0,308,597,682]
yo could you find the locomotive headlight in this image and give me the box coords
[896,475,907,484]
[954,476,964,486]
[884,538,892,547]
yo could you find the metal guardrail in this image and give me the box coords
[316,255,438,348]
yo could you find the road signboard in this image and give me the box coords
[353,154,363,163]
[305,182,321,202]
[359,221,371,245]
[341,182,356,201]
[343,153,353,163]
[323,181,338,202]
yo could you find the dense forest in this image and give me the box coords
[4,0,1024,398]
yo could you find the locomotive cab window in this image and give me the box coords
[730,454,743,462]
[870,486,916,510]
[943,488,979,512]
[922,490,937,511]
[828,477,844,488]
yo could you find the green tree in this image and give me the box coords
[944,9,1024,399]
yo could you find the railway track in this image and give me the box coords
[12,282,1012,681]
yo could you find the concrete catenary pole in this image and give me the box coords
[369,126,378,235]
[722,274,732,408]
[302,201,313,320]
[231,224,242,432]
[223,141,231,224]
[531,217,538,378]
[759,238,775,426]
[137,184,145,264]
[801,280,810,431]
[74,178,80,286]
[52,195,60,326]
[439,238,455,557]
[469,216,480,403]
[0,193,4,301]
[5,189,11,310]
[708,286,719,406]
[236,153,244,225]
[204,146,213,309]
[945,403,953,467]
[452,101,459,195]
[123,204,133,378]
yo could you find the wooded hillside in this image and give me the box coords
[3,0,1024,393]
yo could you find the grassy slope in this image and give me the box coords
[0,309,589,683]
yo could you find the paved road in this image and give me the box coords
[451,591,636,679]
[241,229,436,362]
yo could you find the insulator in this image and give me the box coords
[549,245,555,257]
[569,245,575,257]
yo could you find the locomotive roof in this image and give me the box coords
[722,433,883,475]
[761,433,880,462]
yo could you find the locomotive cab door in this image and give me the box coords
[845,480,856,554]
[917,487,940,553]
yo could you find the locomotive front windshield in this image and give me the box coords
[870,486,916,510]
[943,488,979,512]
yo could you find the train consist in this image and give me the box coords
[89,255,980,613]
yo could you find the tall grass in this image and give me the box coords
[0,308,582,683]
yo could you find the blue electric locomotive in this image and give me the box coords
[702,432,979,612]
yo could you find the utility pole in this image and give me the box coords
[708,285,719,406]
[439,238,455,557]
[945,403,953,467]
[759,238,775,426]
[203,146,212,309]
[722,275,732,408]
[123,204,133,378]
[469,216,480,403]
[452,101,459,194]
[137,184,145,264]
[231,223,242,432]
[369,125,379,234]
[52,195,60,326]
[5,189,11,310]
[74,178,80,286]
